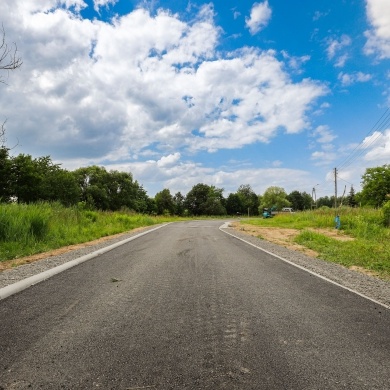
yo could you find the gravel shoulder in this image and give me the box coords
[1,221,389,309]
[222,223,390,309]
[0,225,160,289]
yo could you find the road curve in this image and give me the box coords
[0,220,389,389]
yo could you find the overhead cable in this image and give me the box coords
[336,108,390,172]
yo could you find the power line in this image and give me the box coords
[338,175,353,186]
[322,109,390,207]
[338,130,385,172]
[336,108,390,172]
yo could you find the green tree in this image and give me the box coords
[155,188,175,215]
[185,183,210,216]
[347,186,358,207]
[105,171,140,211]
[226,193,242,215]
[302,192,313,210]
[288,190,312,210]
[203,185,227,216]
[317,196,333,208]
[146,197,158,215]
[287,190,304,210]
[360,165,390,207]
[42,166,80,206]
[173,192,185,216]
[73,166,110,210]
[236,184,259,216]
[132,183,151,213]
[184,183,226,216]
[6,153,79,205]
[10,154,47,203]
[354,191,363,207]
[73,166,150,212]
[261,186,290,210]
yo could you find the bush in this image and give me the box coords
[382,201,390,227]
[84,210,98,222]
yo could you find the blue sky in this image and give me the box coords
[1,0,390,198]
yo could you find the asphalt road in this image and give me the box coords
[0,220,389,389]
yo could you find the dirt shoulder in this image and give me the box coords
[229,222,385,279]
[230,222,319,257]
[229,221,354,258]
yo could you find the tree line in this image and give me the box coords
[0,151,313,216]
[0,151,153,212]
[1,146,390,215]
[148,166,390,215]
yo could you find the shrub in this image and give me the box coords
[382,201,390,227]
[84,210,98,222]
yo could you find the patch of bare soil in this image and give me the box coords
[232,222,387,281]
[0,227,148,272]
[349,266,382,279]
[229,222,354,259]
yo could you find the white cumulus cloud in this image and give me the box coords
[93,0,118,12]
[338,71,372,86]
[364,0,390,59]
[326,35,351,67]
[363,130,390,162]
[245,1,272,35]
[313,125,337,144]
[157,153,181,168]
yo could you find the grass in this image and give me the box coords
[2,203,389,279]
[243,207,390,279]
[0,202,180,262]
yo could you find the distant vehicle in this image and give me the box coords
[262,206,277,218]
[282,207,295,213]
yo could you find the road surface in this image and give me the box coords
[0,220,389,389]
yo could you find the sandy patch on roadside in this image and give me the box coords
[230,222,386,280]
[229,221,354,259]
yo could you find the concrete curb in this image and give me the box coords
[0,224,169,301]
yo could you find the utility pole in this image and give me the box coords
[334,168,338,209]
[312,184,319,209]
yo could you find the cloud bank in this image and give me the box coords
[0,1,326,163]
[2,0,388,196]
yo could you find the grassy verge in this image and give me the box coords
[243,207,390,279]
[0,202,180,262]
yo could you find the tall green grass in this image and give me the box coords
[0,202,177,261]
[294,230,389,275]
[244,207,390,279]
